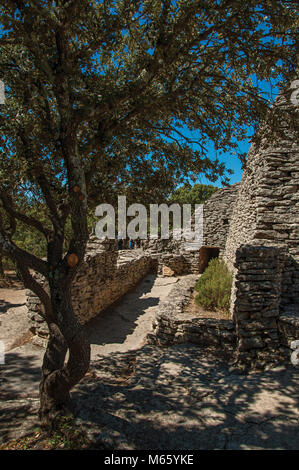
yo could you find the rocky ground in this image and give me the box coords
[74,344,299,450]
[0,274,298,449]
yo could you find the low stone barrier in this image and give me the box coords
[147,275,236,358]
[148,246,299,368]
[26,239,298,368]
[27,237,203,342]
[27,241,155,340]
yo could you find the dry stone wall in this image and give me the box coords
[225,89,299,270]
[27,236,204,340]
[224,88,299,314]
[233,245,288,367]
[148,245,297,367]
[222,85,299,364]
[147,275,236,358]
[145,84,298,366]
[139,186,241,276]
[278,314,299,348]
[203,183,240,254]
[141,237,202,275]
[27,238,155,339]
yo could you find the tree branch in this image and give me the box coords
[16,262,53,324]
[0,192,51,238]
[0,228,48,277]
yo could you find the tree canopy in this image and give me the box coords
[169,183,218,206]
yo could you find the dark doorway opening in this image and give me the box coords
[199,246,220,273]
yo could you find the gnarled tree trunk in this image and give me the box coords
[38,279,90,429]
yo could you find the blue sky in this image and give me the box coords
[197,79,281,188]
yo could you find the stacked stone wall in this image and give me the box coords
[233,245,288,367]
[26,236,205,340]
[203,183,240,255]
[148,245,297,367]
[27,239,155,339]
[224,89,299,315]
[147,275,236,358]
[141,237,202,275]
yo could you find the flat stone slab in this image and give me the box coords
[74,343,299,450]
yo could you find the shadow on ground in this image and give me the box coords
[1,273,298,449]
[84,275,177,357]
[73,343,299,450]
[0,300,25,315]
[85,295,159,346]
[0,346,42,399]
[0,274,177,444]
[0,348,42,444]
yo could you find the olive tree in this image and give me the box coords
[0,0,297,427]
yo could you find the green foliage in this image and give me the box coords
[1,208,97,272]
[195,258,232,312]
[46,415,89,450]
[169,183,218,206]
[1,1,297,214]
[14,223,47,260]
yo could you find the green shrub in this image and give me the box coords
[194,258,232,312]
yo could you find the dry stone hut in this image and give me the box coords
[198,84,299,365]
[150,83,299,367]
[222,85,299,365]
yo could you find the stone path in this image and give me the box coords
[0,286,44,400]
[0,275,178,398]
[85,275,179,359]
[74,344,299,450]
[0,276,298,449]
[0,274,178,442]
[0,286,30,352]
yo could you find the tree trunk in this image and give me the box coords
[0,254,5,278]
[39,281,90,429]
[0,255,9,287]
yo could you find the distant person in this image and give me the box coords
[117,238,123,250]
[129,238,135,249]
